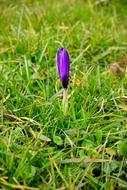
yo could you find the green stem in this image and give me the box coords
[62,88,68,114]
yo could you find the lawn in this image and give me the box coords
[0,0,127,189]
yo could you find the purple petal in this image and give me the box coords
[56,48,70,88]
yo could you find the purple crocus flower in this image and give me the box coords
[56,48,70,88]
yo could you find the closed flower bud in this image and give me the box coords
[56,48,70,88]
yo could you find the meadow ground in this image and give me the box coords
[0,0,127,189]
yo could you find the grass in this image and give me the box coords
[0,0,127,189]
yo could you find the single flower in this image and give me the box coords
[56,47,70,88]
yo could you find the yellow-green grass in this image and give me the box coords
[0,0,127,189]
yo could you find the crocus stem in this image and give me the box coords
[62,88,68,114]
